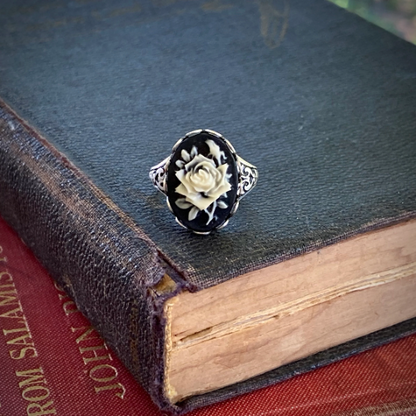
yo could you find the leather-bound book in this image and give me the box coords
[0,0,415,414]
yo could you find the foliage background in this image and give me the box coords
[330,0,416,44]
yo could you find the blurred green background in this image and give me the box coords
[330,0,416,44]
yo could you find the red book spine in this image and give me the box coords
[0,216,160,416]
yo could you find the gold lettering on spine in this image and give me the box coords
[57,293,78,315]
[89,364,117,382]
[10,346,38,360]
[17,368,45,388]
[71,326,113,363]
[26,402,56,416]
[80,344,112,364]
[55,282,79,315]
[3,324,30,334]
[0,246,6,412]
[63,300,78,315]
[72,326,100,343]
[94,383,126,399]
[0,273,38,359]
[70,325,126,398]
[55,279,127,399]
[22,386,50,402]
[0,244,55,416]
[0,245,6,263]
[0,306,23,318]
[0,293,18,308]
[7,333,34,346]
[90,365,126,398]
[0,273,19,308]
[3,318,38,359]
[0,270,14,283]
[16,368,56,415]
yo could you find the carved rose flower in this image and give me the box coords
[175,149,231,218]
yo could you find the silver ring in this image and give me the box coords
[149,129,258,234]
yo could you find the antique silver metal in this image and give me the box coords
[149,129,258,234]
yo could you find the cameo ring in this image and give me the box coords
[149,129,258,234]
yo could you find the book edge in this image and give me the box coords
[165,219,416,402]
[177,316,416,414]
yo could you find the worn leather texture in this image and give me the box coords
[0,108,179,412]
[1,0,415,290]
[1,0,416,414]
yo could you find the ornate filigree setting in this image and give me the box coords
[149,130,258,234]
[237,157,258,198]
[174,140,231,224]
[149,157,168,194]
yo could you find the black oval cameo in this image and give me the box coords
[166,131,238,233]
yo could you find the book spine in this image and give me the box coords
[0,216,161,415]
[0,103,181,413]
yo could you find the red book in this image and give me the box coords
[1,214,416,416]
[0,215,161,416]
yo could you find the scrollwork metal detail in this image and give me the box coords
[237,157,258,199]
[149,157,169,194]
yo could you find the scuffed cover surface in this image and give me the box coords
[0,0,415,289]
[0,107,178,411]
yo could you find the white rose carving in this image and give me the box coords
[175,141,231,222]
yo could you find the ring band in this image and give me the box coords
[149,129,258,234]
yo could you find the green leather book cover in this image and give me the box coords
[0,0,416,414]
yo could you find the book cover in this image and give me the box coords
[1,214,416,415]
[0,0,416,413]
